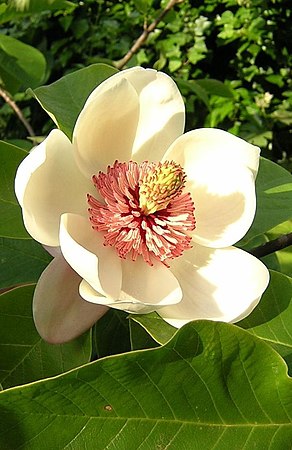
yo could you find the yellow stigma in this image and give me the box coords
[139,161,186,215]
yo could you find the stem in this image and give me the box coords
[116,0,183,70]
[249,233,292,258]
[0,87,35,137]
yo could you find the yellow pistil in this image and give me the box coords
[139,161,186,215]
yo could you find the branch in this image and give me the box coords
[249,233,292,258]
[0,87,35,137]
[116,0,183,70]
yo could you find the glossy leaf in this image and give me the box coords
[239,271,292,371]
[131,311,176,345]
[0,34,46,93]
[94,309,131,358]
[265,221,292,277]
[0,321,291,449]
[129,319,158,351]
[0,285,91,389]
[241,158,292,245]
[0,141,29,239]
[31,64,118,139]
[0,237,51,289]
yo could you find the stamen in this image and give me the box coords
[87,160,196,266]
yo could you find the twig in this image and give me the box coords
[0,86,35,137]
[249,233,292,258]
[116,0,183,70]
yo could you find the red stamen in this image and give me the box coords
[87,161,196,266]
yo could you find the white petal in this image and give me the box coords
[59,213,122,299]
[73,77,139,177]
[80,258,182,314]
[15,129,92,246]
[159,245,269,327]
[164,128,260,176]
[163,129,259,247]
[33,256,108,344]
[92,67,185,162]
[124,68,185,162]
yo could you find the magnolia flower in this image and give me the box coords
[15,67,269,344]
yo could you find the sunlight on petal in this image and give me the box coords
[159,245,270,327]
[15,129,92,246]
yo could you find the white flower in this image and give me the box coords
[15,67,269,344]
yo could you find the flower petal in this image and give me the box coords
[15,129,92,246]
[33,256,108,344]
[163,128,260,247]
[164,128,260,175]
[124,68,185,162]
[87,67,185,163]
[73,77,139,177]
[59,213,122,299]
[159,245,269,327]
[79,258,182,314]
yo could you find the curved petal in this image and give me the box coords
[73,77,139,178]
[15,129,92,246]
[163,129,259,247]
[164,128,260,176]
[123,68,185,162]
[59,213,122,299]
[74,67,185,174]
[80,258,182,314]
[159,245,269,327]
[33,256,108,344]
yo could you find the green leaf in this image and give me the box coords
[133,0,153,14]
[0,321,291,449]
[31,64,118,139]
[94,309,131,358]
[131,311,176,345]
[0,237,51,289]
[0,285,91,389]
[196,79,234,98]
[0,141,29,239]
[129,319,158,350]
[175,78,210,107]
[241,158,292,246]
[265,221,292,277]
[0,35,46,93]
[239,271,292,371]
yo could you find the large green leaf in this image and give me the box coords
[241,158,292,246]
[239,271,292,371]
[0,285,91,389]
[0,34,46,93]
[0,141,29,239]
[31,64,118,139]
[94,309,131,358]
[131,311,176,345]
[0,237,51,289]
[0,321,291,449]
[265,221,292,277]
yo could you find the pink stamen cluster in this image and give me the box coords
[87,160,196,266]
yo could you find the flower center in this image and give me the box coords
[87,160,196,266]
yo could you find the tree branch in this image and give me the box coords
[249,233,292,258]
[0,87,35,137]
[115,0,183,70]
